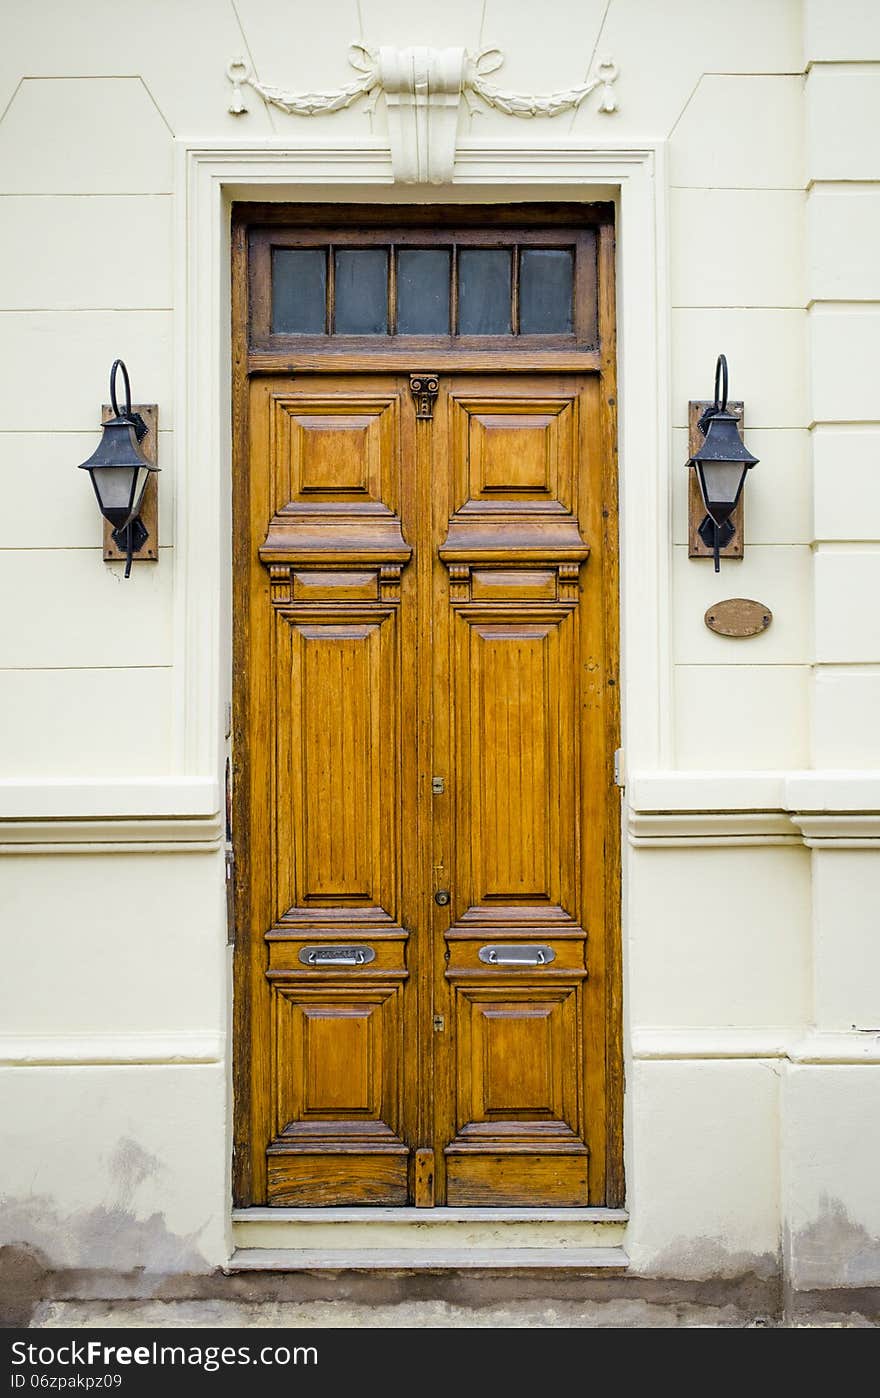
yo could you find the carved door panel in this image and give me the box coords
[242,375,419,1205]
[429,373,610,1206]
[239,369,616,1208]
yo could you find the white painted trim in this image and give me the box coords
[175,138,673,804]
[0,1032,225,1065]
[627,770,880,846]
[628,811,800,847]
[0,778,220,820]
[0,779,223,848]
[629,771,789,811]
[632,1027,880,1064]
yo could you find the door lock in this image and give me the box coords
[434,889,451,907]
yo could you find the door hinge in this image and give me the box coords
[613,747,625,788]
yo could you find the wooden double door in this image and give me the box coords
[233,211,621,1210]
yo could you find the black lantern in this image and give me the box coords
[688,354,758,572]
[78,360,159,578]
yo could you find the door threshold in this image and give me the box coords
[231,1205,628,1258]
[226,1246,629,1274]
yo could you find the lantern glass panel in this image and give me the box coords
[93,466,138,519]
[698,461,747,514]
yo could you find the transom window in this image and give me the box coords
[246,215,601,350]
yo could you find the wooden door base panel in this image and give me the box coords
[226,1246,629,1273]
[268,1148,409,1207]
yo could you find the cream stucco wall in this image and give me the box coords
[0,0,878,1305]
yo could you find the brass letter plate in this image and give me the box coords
[705,598,772,638]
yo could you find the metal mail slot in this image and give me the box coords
[299,945,376,967]
[478,944,556,967]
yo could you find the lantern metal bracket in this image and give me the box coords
[687,397,746,562]
[100,402,159,566]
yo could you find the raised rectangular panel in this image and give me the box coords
[674,665,809,769]
[445,983,588,1207]
[471,570,558,602]
[784,1065,880,1289]
[0,78,172,194]
[292,571,379,602]
[0,432,174,549]
[807,67,880,181]
[455,615,577,913]
[673,428,810,547]
[0,1063,229,1269]
[814,549,880,662]
[456,397,574,511]
[0,667,172,778]
[669,76,805,189]
[672,544,811,665]
[456,987,577,1124]
[813,667,880,766]
[274,986,399,1130]
[279,616,397,912]
[810,308,880,423]
[276,396,395,505]
[808,189,880,303]
[813,428,880,541]
[0,196,172,310]
[269,982,407,1207]
[628,846,810,1030]
[0,312,173,431]
[672,310,807,430]
[804,0,880,61]
[626,1060,781,1273]
[812,851,880,1030]
[0,852,225,1037]
[0,549,172,668]
[670,190,805,309]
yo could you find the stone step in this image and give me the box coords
[227,1245,630,1273]
[232,1206,629,1254]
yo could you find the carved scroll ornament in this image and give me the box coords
[226,45,619,184]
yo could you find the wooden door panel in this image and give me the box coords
[237,351,618,1208]
[454,613,579,913]
[435,374,598,1205]
[234,213,621,1212]
[278,614,398,915]
[267,982,408,1206]
[246,375,417,1205]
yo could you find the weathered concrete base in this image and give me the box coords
[29,1298,776,1329]
[2,1250,878,1328]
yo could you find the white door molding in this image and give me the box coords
[174,138,673,798]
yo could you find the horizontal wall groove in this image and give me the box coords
[0,1033,225,1066]
[632,1028,880,1064]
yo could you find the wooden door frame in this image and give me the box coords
[230,201,623,1208]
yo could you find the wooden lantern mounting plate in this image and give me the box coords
[688,398,744,560]
[100,402,159,562]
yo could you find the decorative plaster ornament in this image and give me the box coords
[225,45,619,184]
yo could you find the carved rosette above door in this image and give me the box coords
[226,45,619,183]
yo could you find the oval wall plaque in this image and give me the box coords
[705,598,772,637]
